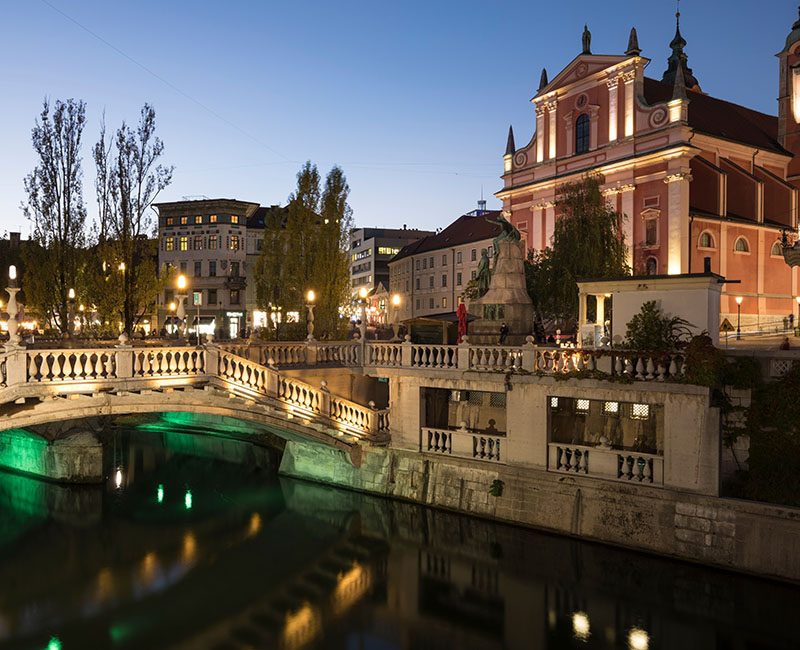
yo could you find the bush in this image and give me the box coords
[622,300,693,352]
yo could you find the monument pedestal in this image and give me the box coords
[469,240,534,345]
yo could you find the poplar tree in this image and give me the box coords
[526,174,629,327]
[22,98,87,333]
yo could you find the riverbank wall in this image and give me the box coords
[279,441,800,584]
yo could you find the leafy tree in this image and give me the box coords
[525,173,629,328]
[622,300,693,352]
[255,162,352,339]
[22,98,88,333]
[93,105,174,336]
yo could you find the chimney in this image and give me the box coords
[9,232,20,249]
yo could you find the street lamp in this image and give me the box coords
[67,288,76,339]
[735,296,743,340]
[176,274,187,343]
[358,287,368,341]
[391,293,401,341]
[306,289,315,341]
[193,290,202,347]
[79,304,85,337]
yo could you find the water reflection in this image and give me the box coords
[0,424,798,649]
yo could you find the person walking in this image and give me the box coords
[499,321,509,344]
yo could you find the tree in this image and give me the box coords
[525,174,629,328]
[255,162,352,339]
[622,300,693,352]
[94,105,174,336]
[22,98,88,333]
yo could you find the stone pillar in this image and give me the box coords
[607,76,618,143]
[623,70,635,137]
[665,171,692,274]
[535,104,546,163]
[547,101,557,159]
[115,348,133,379]
[621,184,635,270]
[4,349,27,387]
[544,204,555,246]
[401,336,412,367]
[532,206,543,251]
[457,339,470,370]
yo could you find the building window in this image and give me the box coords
[210,215,217,223]
[166,217,174,226]
[165,237,175,252]
[209,235,218,249]
[442,274,447,287]
[698,231,715,249]
[429,276,434,288]
[457,272,462,286]
[230,235,240,251]
[209,261,216,276]
[416,259,420,271]
[405,280,409,291]
[429,256,434,268]
[771,241,783,257]
[575,113,590,154]
[471,270,477,280]
[378,247,400,256]
[230,289,240,305]
[195,215,202,224]
[180,261,187,273]
[416,299,420,310]
[646,257,658,275]
[416,278,420,290]
[231,215,240,224]
[645,219,657,246]
[442,297,447,309]
[180,216,189,225]
[734,236,750,253]
[429,298,434,309]
[194,261,202,277]
[442,254,447,266]
[179,236,188,251]
[422,258,427,270]
[256,239,263,251]
[457,251,462,264]
[208,289,217,304]
[231,262,240,277]
[471,249,477,262]
[193,235,203,250]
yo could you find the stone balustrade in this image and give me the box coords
[547,443,664,486]
[422,427,503,463]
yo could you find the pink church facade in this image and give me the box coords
[497,13,800,328]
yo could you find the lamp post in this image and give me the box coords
[736,296,743,340]
[194,290,202,347]
[78,304,85,337]
[305,289,315,341]
[176,274,187,344]
[358,287,368,341]
[5,265,22,349]
[391,294,401,341]
[67,288,76,339]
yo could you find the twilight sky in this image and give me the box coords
[0,1,795,236]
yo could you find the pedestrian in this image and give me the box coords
[780,337,791,350]
[499,321,509,344]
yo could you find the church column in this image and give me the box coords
[589,106,600,150]
[547,101,557,159]
[531,206,543,251]
[535,104,546,163]
[544,203,555,247]
[606,76,618,143]
[621,184,636,271]
[664,171,692,274]
[622,71,636,137]
[757,229,766,320]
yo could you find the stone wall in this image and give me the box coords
[0,428,103,483]
[280,442,800,584]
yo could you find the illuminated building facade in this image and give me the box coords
[498,11,800,328]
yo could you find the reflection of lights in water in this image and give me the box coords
[547,609,557,629]
[332,562,370,615]
[572,612,590,641]
[95,567,114,603]
[282,602,321,650]
[182,532,196,565]
[140,552,158,584]
[114,469,123,489]
[184,490,193,510]
[628,628,649,650]
[157,484,164,503]
[47,636,62,650]
[248,513,261,537]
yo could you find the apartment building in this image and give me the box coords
[349,227,433,297]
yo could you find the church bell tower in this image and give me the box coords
[778,6,800,180]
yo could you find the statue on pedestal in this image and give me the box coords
[485,213,521,270]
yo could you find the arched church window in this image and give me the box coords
[575,114,590,154]
[698,231,715,249]
[771,241,783,256]
[646,257,658,275]
[734,237,750,253]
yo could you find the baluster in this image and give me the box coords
[624,357,634,376]
[51,354,62,381]
[573,449,582,472]
[575,354,584,372]
[495,439,500,461]
[614,356,623,375]
[645,358,655,380]
[165,352,175,373]
[643,459,653,483]
[104,353,114,377]
[656,361,667,381]
[178,352,187,373]
[73,354,84,379]
[625,455,634,479]
[427,429,433,451]
[668,356,678,377]
[488,438,495,459]
[132,353,142,376]
[233,361,242,382]
[62,354,73,379]
[634,357,644,379]
[433,431,440,451]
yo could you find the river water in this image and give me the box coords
[1,426,799,650]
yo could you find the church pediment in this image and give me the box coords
[535,54,634,98]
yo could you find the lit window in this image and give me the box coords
[576,114,590,154]
[603,401,619,415]
[377,247,400,256]
[166,217,174,226]
[230,235,240,251]
[195,215,202,224]
[576,399,590,413]
[550,397,559,409]
[180,216,188,225]
[734,237,750,253]
[165,237,174,251]
[208,235,218,249]
[442,297,447,309]
[230,289,240,305]
[631,403,650,420]
[179,236,188,251]
[231,215,240,224]
[193,236,202,250]
[209,215,217,223]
